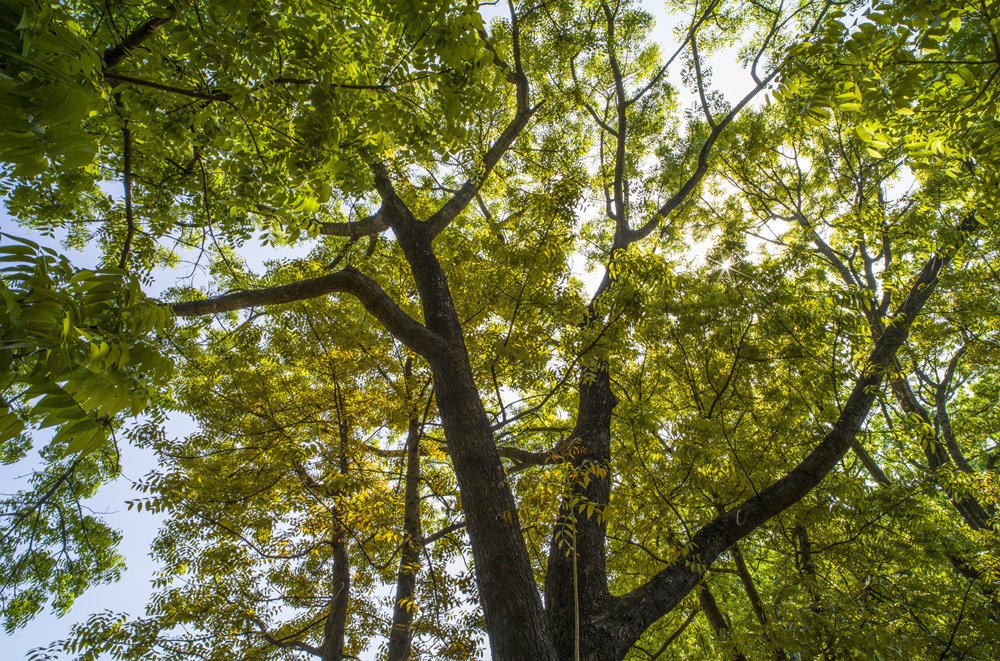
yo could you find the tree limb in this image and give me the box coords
[103,8,175,70]
[627,68,779,243]
[424,1,537,237]
[118,118,136,270]
[170,268,446,359]
[317,209,390,239]
[606,213,980,650]
[248,610,323,657]
[104,72,230,101]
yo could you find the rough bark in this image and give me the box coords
[544,369,616,659]
[161,73,979,652]
[385,193,555,659]
[168,209,975,658]
[387,417,424,660]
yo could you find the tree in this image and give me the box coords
[2,0,999,658]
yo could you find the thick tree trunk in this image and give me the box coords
[387,203,555,659]
[424,335,553,659]
[545,369,616,659]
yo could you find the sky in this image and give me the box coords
[2,1,773,657]
[0,223,185,657]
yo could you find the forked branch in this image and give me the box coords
[425,0,538,237]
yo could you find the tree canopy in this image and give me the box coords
[2,0,999,658]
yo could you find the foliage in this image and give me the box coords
[2,0,1000,659]
[0,233,171,631]
[0,0,102,176]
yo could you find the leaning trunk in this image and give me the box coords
[391,211,555,659]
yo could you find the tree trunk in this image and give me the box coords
[545,368,616,659]
[322,382,353,661]
[320,539,350,661]
[388,204,555,659]
[387,417,423,660]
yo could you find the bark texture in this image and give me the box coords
[545,369,616,659]
[386,195,556,659]
[387,417,424,660]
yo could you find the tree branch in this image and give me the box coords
[104,72,230,102]
[248,610,323,657]
[422,521,466,546]
[317,209,390,239]
[601,1,630,243]
[171,268,446,359]
[104,72,403,102]
[648,609,697,658]
[935,346,975,474]
[627,69,779,243]
[388,404,423,661]
[424,1,537,237]
[624,0,837,245]
[103,8,175,70]
[690,32,716,129]
[498,445,562,468]
[606,213,980,649]
[118,119,136,270]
